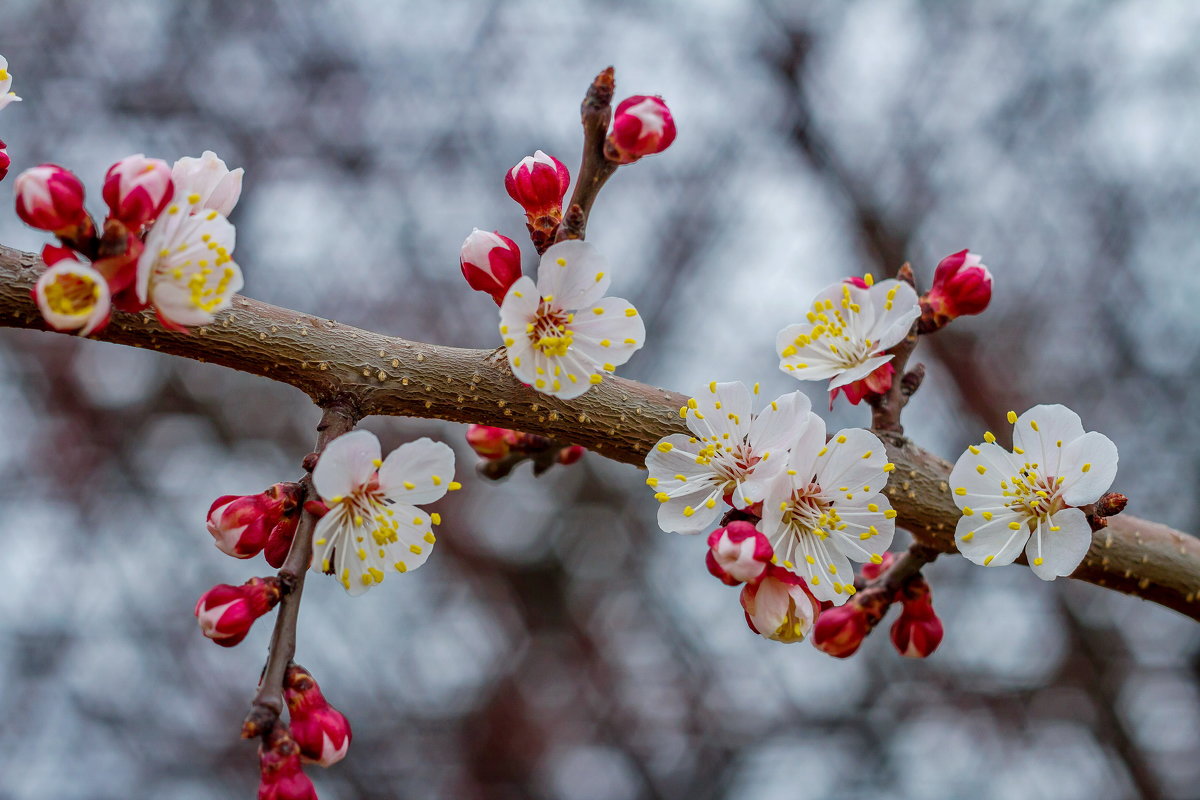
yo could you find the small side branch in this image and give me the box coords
[242,400,359,738]
[867,263,921,433]
[557,67,617,242]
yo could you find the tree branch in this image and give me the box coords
[2,244,1198,619]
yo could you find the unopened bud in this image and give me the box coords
[605,95,676,164]
[1096,492,1128,518]
[860,550,895,582]
[258,723,318,800]
[264,511,301,569]
[0,139,9,182]
[504,150,570,219]
[195,577,282,647]
[14,164,90,233]
[740,567,820,643]
[706,521,773,586]
[556,445,586,465]
[465,424,518,460]
[920,249,992,332]
[207,483,301,559]
[811,600,872,658]
[102,154,174,228]
[460,229,523,305]
[285,665,352,767]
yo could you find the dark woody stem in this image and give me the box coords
[867,263,921,434]
[242,398,360,739]
[557,66,618,242]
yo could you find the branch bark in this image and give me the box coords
[2,244,1198,619]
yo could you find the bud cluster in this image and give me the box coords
[195,576,283,647]
[207,482,304,567]
[467,424,585,477]
[918,249,993,333]
[284,665,352,767]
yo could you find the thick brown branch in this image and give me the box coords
[1,244,1198,619]
[242,401,359,738]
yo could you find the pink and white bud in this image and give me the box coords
[811,600,871,658]
[102,154,174,228]
[740,567,820,643]
[890,577,943,658]
[460,229,523,304]
[285,665,353,767]
[556,445,586,465]
[33,254,111,337]
[706,521,773,586]
[194,577,282,647]
[0,139,9,182]
[504,150,570,217]
[14,164,89,232]
[207,493,275,558]
[171,150,244,216]
[921,250,992,329]
[605,95,676,164]
[258,725,318,800]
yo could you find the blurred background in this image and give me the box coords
[1,1,1199,798]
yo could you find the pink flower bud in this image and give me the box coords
[605,95,676,164]
[860,550,894,582]
[811,601,871,658]
[556,445,586,465]
[830,361,894,407]
[504,150,570,217]
[460,229,523,304]
[102,154,174,228]
[740,567,820,643]
[706,521,773,586]
[0,139,9,182]
[195,577,282,647]
[285,666,352,768]
[258,725,318,800]
[264,510,301,569]
[207,483,302,559]
[922,250,992,327]
[14,164,89,232]
[465,425,516,460]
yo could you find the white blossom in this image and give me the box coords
[0,55,22,111]
[777,277,919,390]
[311,430,459,595]
[646,381,810,534]
[499,240,644,399]
[950,404,1118,580]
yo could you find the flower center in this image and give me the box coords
[1002,466,1066,527]
[781,483,839,538]
[528,301,574,357]
[709,443,760,488]
[45,272,100,316]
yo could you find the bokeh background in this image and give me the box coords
[2,1,1199,798]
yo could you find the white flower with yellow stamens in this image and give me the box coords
[776,276,919,390]
[646,381,811,534]
[0,55,22,111]
[170,151,244,217]
[950,404,1118,580]
[498,240,645,400]
[136,203,243,328]
[758,416,897,605]
[311,430,459,596]
[34,258,111,336]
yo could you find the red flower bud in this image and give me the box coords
[605,95,676,164]
[706,521,773,586]
[504,149,569,218]
[556,445,586,465]
[258,724,318,800]
[466,424,520,460]
[264,510,301,569]
[890,577,943,658]
[740,567,820,643]
[14,164,90,233]
[194,577,282,647]
[811,601,871,658]
[102,154,174,228]
[459,229,523,304]
[0,139,9,182]
[285,665,352,767]
[207,483,301,559]
[860,550,895,582]
[922,249,992,329]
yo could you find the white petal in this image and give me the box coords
[1058,432,1118,506]
[378,438,455,505]
[830,493,896,556]
[955,509,1028,567]
[535,240,610,310]
[388,505,438,573]
[816,428,889,495]
[1026,508,1092,580]
[569,296,645,366]
[657,490,722,534]
[689,381,753,442]
[645,434,710,482]
[827,354,893,390]
[948,441,1019,505]
[866,279,920,351]
[313,430,380,499]
[784,413,828,484]
[748,390,813,454]
[1013,404,1085,467]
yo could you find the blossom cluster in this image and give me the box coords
[14,151,244,335]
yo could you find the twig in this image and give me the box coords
[242,399,360,738]
[557,67,617,242]
[867,263,921,434]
